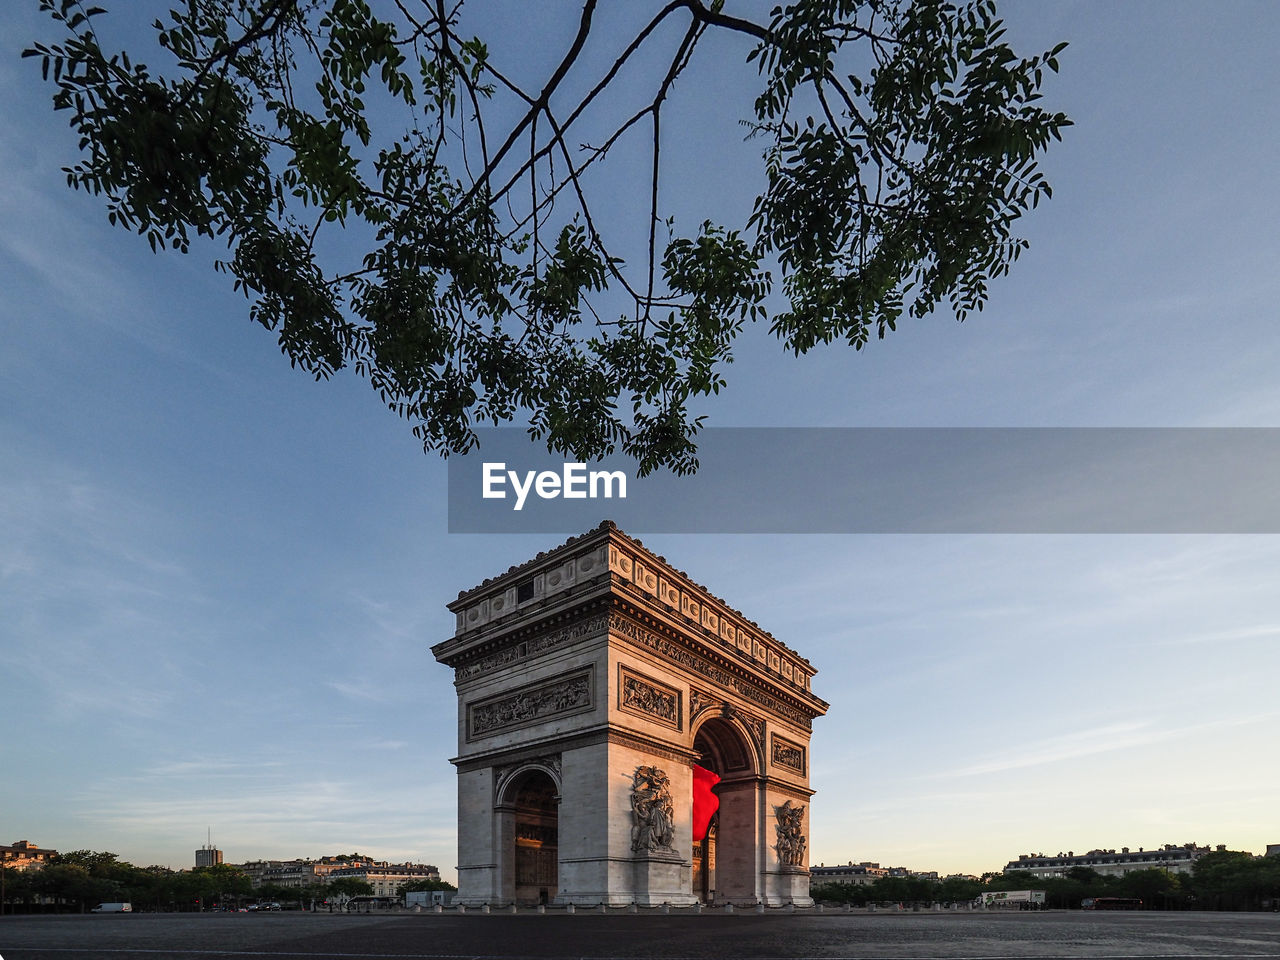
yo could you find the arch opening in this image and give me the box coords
[505,769,558,905]
[692,718,758,903]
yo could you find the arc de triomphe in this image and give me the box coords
[432,522,828,906]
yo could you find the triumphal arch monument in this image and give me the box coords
[432,522,828,906]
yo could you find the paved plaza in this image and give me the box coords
[3,911,1280,960]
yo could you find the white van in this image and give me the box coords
[91,902,133,913]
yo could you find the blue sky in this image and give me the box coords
[2,1,1279,878]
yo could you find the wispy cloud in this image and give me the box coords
[0,457,205,721]
[0,103,242,384]
[367,739,410,751]
[1161,623,1280,646]
[345,591,431,643]
[325,679,384,702]
[134,759,289,781]
[77,764,457,867]
[934,714,1273,780]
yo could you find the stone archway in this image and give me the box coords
[435,522,827,907]
[496,768,559,905]
[692,716,760,904]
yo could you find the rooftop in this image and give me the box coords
[450,520,814,669]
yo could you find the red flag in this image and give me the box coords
[692,764,720,842]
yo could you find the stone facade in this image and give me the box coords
[1,841,56,872]
[1004,843,1216,878]
[433,522,828,906]
[325,863,442,897]
[237,856,438,889]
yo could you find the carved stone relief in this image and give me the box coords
[467,670,592,740]
[773,799,807,867]
[688,687,719,718]
[608,613,812,729]
[771,735,806,774]
[630,765,676,854]
[455,614,608,681]
[738,711,765,747]
[618,667,681,729]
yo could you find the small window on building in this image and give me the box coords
[517,578,535,603]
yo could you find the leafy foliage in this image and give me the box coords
[398,877,458,893]
[26,0,1069,473]
[0,851,254,912]
[1189,850,1280,911]
[0,850,445,913]
[812,854,1280,911]
[326,876,375,897]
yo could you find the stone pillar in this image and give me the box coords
[493,803,517,905]
[715,777,762,903]
[455,766,497,905]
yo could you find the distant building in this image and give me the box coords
[1004,843,1215,878]
[810,861,938,885]
[196,844,223,869]
[326,863,441,898]
[235,856,437,892]
[239,856,374,888]
[809,863,875,886]
[1,841,56,871]
[237,859,282,886]
[1266,844,1280,858]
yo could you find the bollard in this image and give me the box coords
[785,903,794,914]
[510,904,518,914]
[482,904,490,914]
[566,903,575,914]
[628,902,638,914]
[599,903,607,914]
[692,902,701,914]
[660,903,670,915]
[755,902,765,915]
[724,902,734,914]
[537,904,546,914]
[457,904,466,914]
[815,904,823,914]
[433,904,442,914]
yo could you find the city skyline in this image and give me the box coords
[3,1,1280,881]
[9,830,1271,881]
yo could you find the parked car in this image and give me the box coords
[91,903,133,913]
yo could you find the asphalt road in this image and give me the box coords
[2,911,1279,960]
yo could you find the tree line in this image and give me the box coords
[812,851,1280,911]
[0,850,455,914]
